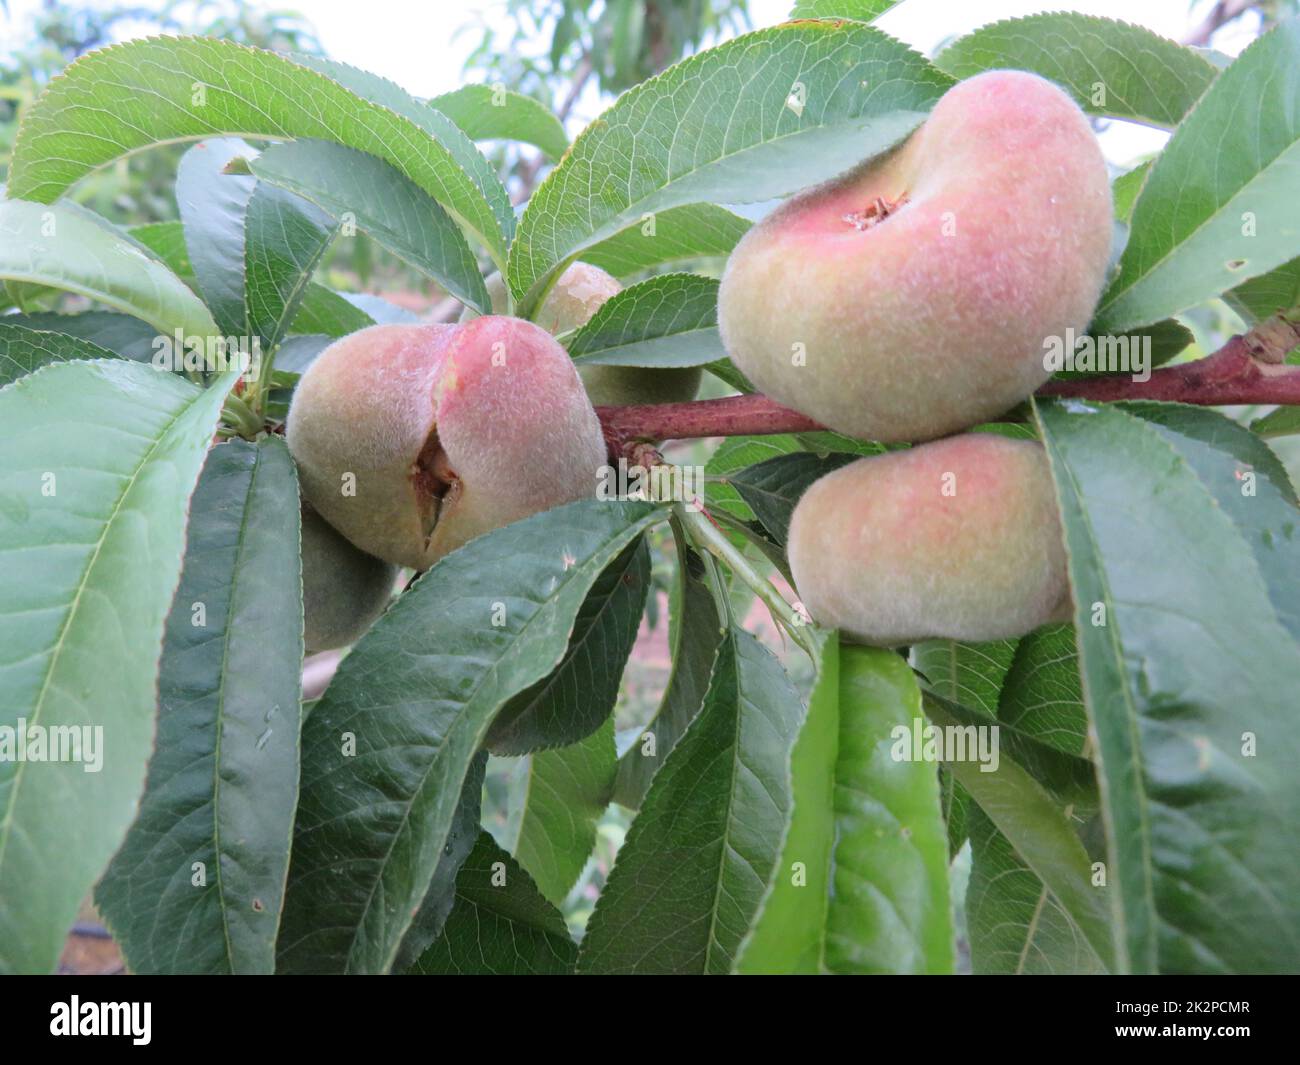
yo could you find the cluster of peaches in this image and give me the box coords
[287,71,1111,652]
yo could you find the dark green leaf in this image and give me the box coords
[966,806,1106,974]
[1225,258,1300,323]
[612,530,725,809]
[0,311,161,362]
[244,182,338,352]
[409,833,577,975]
[579,628,803,973]
[923,694,1113,972]
[277,500,661,973]
[726,450,858,546]
[487,537,650,754]
[96,438,303,974]
[177,138,256,336]
[391,753,487,973]
[997,624,1088,757]
[1125,402,1300,642]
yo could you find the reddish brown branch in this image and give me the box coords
[1037,331,1300,404]
[596,393,822,450]
[596,320,1300,451]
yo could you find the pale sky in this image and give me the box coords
[2,0,1266,168]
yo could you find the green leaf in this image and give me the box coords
[579,204,751,280]
[1035,398,1300,973]
[1112,162,1151,224]
[997,624,1088,757]
[929,689,1097,811]
[391,753,487,973]
[936,14,1217,129]
[966,805,1106,974]
[291,286,375,337]
[132,210,366,342]
[487,537,650,754]
[923,694,1113,972]
[177,138,257,335]
[1251,404,1300,438]
[244,139,491,313]
[277,499,662,974]
[429,84,569,161]
[0,199,217,338]
[270,335,332,377]
[509,21,952,311]
[706,435,811,523]
[739,639,954,974]
[95,437,303,974]
[703,357,757,394]
[292,54,513,257]
[1092,21,1300,334]
[912,635,1017,855]
[1122,402,1300,642]
[0,362,235,974]
[410,832,578,975]
[566,274,723,369]
[727,451,858,547]
[244,181,338,352]
[1225,257,1300,323]
[612,530,725,809]
[512,719,616,905]
[789,0,901,19]
[0,311,161,362]
[578,627,804,973]
[0,323,118,386]
[912,638,1017,719]
[8,37,512,265]
[129,220,193,276]
[705,433,882,527]
[735,632,838,973]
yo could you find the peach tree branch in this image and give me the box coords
[596,319,1300,448]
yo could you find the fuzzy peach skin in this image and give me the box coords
[718,70,1113,442]
[468,262,703,406]
[787,435,1070,645]
[286,318,607,570]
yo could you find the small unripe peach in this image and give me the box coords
[718,70,1112,442]
[468,263,702,407]
[286,318,606,570]
[788,435,1069,645]
[300,503,397,654]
